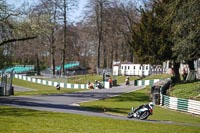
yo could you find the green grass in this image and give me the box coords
[1,75,199,132]
[170,81,200,100]
[115,76,138,84]
[27,74,170,86]
[36,74,103,84]
[80,87,200,125]
[0,106,199,133]
[143,74,172,80]
[30,75,139,85]
[12,78,82,96]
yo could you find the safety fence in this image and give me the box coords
[134,79,161,86]
[14,74,88,89]
[160,95,200,115]
[14,74,161,89]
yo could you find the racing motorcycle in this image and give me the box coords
[127,103,154,120]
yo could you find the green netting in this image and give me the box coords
[0,65,34,74]
[55,62,79,70]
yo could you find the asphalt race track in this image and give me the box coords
[0,83,199,127]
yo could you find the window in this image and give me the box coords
[128,66,130,69]
[146,66,148,70]
[133,66,135,69]
[125,66,127,70]
[121,66,123,69]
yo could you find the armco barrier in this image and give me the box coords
[134,79,161,86]
[14,74,162,89]
[14,74,88,89]
[160,94,200,115]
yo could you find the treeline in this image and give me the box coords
[131,0,200,81]
[0,0,199,81]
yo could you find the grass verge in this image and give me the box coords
[13,78,83,96]
[0,106,199,133]
[143,74,172,80]
[32,75,139,84]
[170,81,200,100]
[80,87,200,125]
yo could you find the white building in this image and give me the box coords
[113,62,153,76]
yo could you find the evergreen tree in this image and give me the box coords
[131,0,172,64]
[167,0,200,70]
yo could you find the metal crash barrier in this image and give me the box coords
[151,78,171,105]
[0,70,14,96]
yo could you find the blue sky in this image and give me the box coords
[6,0,88,22]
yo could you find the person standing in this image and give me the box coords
[182,67,188,80]
[108,77,112,88]
[125,77,130,85]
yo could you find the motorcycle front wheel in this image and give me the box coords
[127,112,133,118]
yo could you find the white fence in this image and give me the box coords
[160,95,200,115]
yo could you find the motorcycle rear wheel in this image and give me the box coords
[139,111,150,120]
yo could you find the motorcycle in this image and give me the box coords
[96,81,104,89]
[127,105,153,120]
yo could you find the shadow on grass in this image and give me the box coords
[80,92,150,114]
[80,106,129,114]
[0,106,47,117]
[110,91,150,102]
[0,95,110,117]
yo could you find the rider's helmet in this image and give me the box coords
[149,102,154,108]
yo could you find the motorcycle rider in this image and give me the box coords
[134,102,154,114]
[125,76,130,85]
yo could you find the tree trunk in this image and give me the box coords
[36,54,40,75]
[51,7,57,76]
[109,44,114,68]
[103,43,107,68]
[51,46,55,75]
[129,48,134,62]
[173,62,180,83]
[96,0,103,68]
[188,60,195,70]
[61,0,67,76]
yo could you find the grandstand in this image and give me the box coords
[0,65,34,74]
[40,61,81,76]
[55,61,80,70]
[0,61,81,76]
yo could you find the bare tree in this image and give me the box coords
[0,0,37,46]
[83,0,139,70]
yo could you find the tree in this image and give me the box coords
[57,0,77,76]
[131,0,200,82]
[167,0,200,70]
[32,0,61,75]
[0,0,37,47]
[29,0,78,76]
[131,1,172,64]
[83,0,139,71]
[111,0,139,63]
[0,0,39,70]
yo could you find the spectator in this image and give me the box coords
[182,67,188,80]
[108,77,112,88]
[88,81,94,89]
[125,76,130,85]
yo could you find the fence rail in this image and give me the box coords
[134,79,161,86]
[14,74,88,89]
[161,95,200,115]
